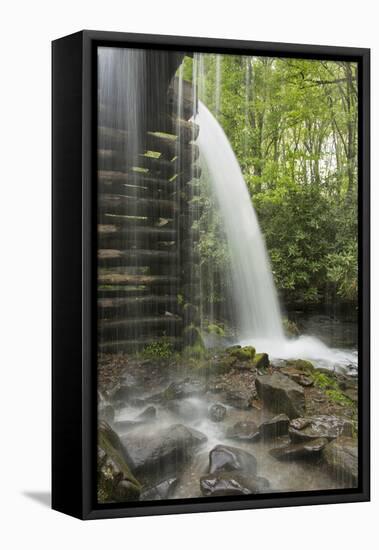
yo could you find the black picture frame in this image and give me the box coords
[52,30,370,520]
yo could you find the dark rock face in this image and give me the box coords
[209,403,227,423]
[253,353,270,370]
[200,472,270,497]
[208,444,258,476]
[223,389,253,409]
[97,421,141,503]
[255,373,305,419]
[269,438,328,461]
[322,436,358,487]
[289,415,354,443]
[122,424,207,481]
[140,477,178,501]
[226,421,260,442]
[259,414,289,440]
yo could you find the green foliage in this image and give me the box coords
[185,55,358,308]
[141,340,174,360]
[311,370,354,407]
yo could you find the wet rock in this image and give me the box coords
[137,406,157,421]
[200,472,270,497]
[97,421,141,503]
[226,421,260,442]
[98,403,115,423]
[229,346,256,362]
[224,389,253,409]
[208,444,258,475]
[253,353,270,370]
[283,359,314,373]
[269,438,328,461]
[153,378,206,403]
[289,415,354,443]
[255,372,305,419]
[122,424,207,481]
[281,367,313,387]
[322,436,358,487]
[209,403,227,423]
[167,399,204,421]
[259,414,289,440]
[140,477,178,501]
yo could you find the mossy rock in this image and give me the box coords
[207,324,225,337]
[282,318,300,337]
[284,359,314,373]
[97,421,141,503]
[183,325,205,348]
[226,345,241,353]
[253,352,269,370]
[229,346,256,362]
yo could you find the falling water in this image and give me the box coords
[196,101,284,341]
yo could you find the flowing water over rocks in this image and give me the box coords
[97,345,358,503]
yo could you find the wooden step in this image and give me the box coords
[98,336,183,353]
[99,314,183,338]
[97,248,178,268]
[98,295,179,318]
[98,269,179,286]
[98,194,177,218]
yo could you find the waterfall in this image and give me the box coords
[196,101,284,342]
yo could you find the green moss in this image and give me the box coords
[229,346,256,361]
[285,359,314,372]
[311,371,356,409]
[207,323,225,337]
[325,389,353,407]
[253,352,269,369]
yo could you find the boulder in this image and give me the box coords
[253,353,270,370]
[167,399,204,421]
[322,436,358,487]
[208,444,257,476]
[229,346,256,362]
[289,415,354,443]
[156,378,206,402]
[122,424,207,481]
[255,373,305,419]
[140,477,178,501]
[200,472,270,497]
[137,406,157,421]
[209,403,227,423]
[223,389,253,410]
[97,421,141,503]
[269,438,328,461]
[259,414,289,440]
[226,421,260,442]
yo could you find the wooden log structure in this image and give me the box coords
[97,50,201,353]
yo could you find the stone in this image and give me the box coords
[322,436,358,487]
[97,421,141,503]
[122,424,207,481]
[255,372,305,419]
[140,477,178,501]
[269,438,328,461]
[253,353,270,370]
[208,444,258,476]
[259,414,289,440]
[289,415,354,443]
[98,403,115,423]
[209,403,227,423]
[226,421,260,442]
[137,406,157,421]
[224,389,253,410]
[159,379,206,401]
[229,346,256,362]
[200,472,270,497]
[167,399,204,421]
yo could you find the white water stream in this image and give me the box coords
[196,101,357,371]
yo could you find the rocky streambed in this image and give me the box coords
[97,346,358,503]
